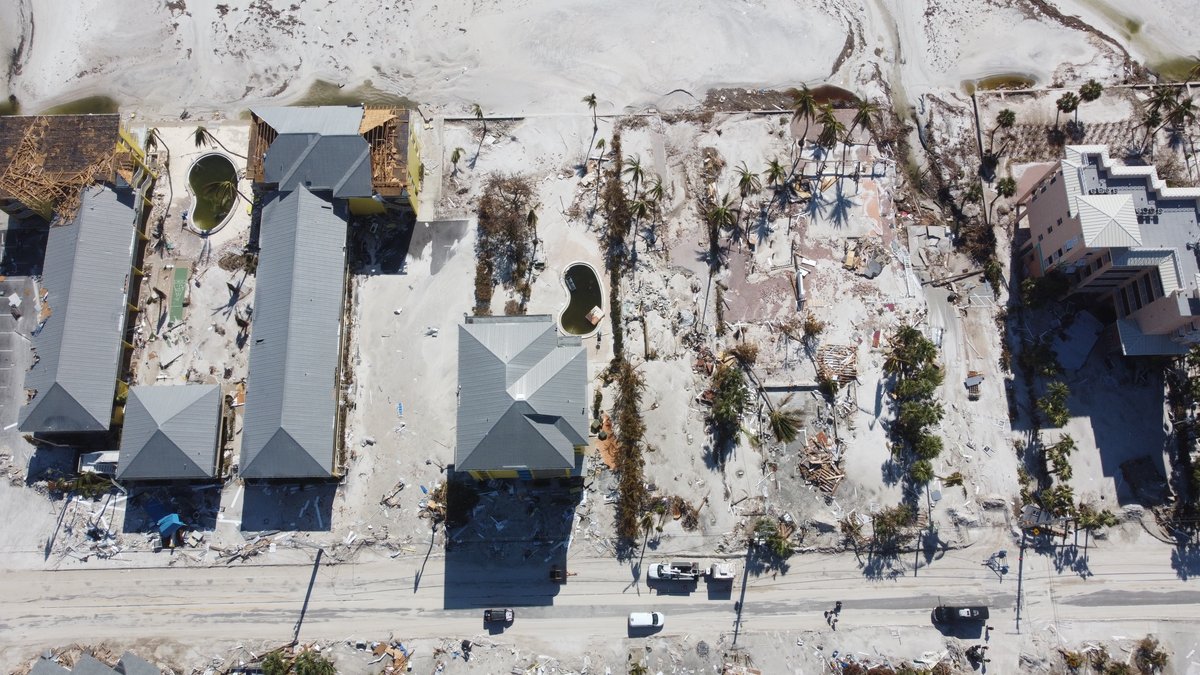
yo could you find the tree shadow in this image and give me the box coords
[1170,540,1200,580]
[828,183,856,230]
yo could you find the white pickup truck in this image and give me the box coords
[647,561,700,581]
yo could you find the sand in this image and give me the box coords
[3,0,1198,120]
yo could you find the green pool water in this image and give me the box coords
[39,95,120,115]
[560,263,602,336]
[188,154,238,231]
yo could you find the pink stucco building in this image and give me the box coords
[1018,146,1200,356]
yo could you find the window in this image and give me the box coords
[1051,175,1058,184]
[1056,248,1063,259]
[1142,275,1156,302]
[1038,234,1044,241]
[1048,226,1054,234]
[1057,217,1063,226]
[1045,256,1053,267]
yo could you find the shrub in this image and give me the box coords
[711,363,748,448]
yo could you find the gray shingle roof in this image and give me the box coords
[253,106,372,198]
[117,385,221,481]
[31,660,71,675]
[19,185,138,433]
[253,106,364,135]
[456,316,587,472]
[71,655,117,675]
[116,652,161,675]
[240,187,347,479]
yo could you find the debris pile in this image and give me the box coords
[797,432,845,495]
[816,344,858,384]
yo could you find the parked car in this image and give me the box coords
[484,608,514,623]
[932,605,989,624]
[628,612,665,628]
[647,561,700,582]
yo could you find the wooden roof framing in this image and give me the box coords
[0,114,124,220]
[247,106,409,197]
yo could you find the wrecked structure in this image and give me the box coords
[247,105,415,216]
[1019,145,1200,356]
[0,114,153,221]
[19,186,144,434]
[456,315,588,480]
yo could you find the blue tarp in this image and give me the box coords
[157,513,185,539]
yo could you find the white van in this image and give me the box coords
[628,612,665,628]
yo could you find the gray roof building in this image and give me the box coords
[116,652,161,675]
[70,655,117,675]
[240,186,348,479]
[31,660,71,675]
[456,316,587,473]
[117,384,221,481]
[252,106,372,199]
[19,185,139,433]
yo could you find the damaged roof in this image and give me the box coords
[19,185,138,433]
[240,186,348,479]
[252,106,373,198]
[456,316,587,472]
[117,385,221,481]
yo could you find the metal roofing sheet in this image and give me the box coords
[1077,194,1141,248]
[71,655,118,675]
[117,384,221,481]
[240,187,347,479]
[19,185,138,433]
[252,106,364,135]
[116,652,161,675]
[30,661,70,675]
[263,134,372,198]
[456,316,587,472]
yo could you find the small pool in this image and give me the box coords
[560,262,603,336]
[187,153,239,232]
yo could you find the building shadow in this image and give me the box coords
[1079,356,1168,506]
[0,218,48,276]
[442,476,576,609]
[240,482,337,532]
[120,484,221,534]
[348,213,468,276]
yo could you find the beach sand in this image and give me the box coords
[2,0,1197,118]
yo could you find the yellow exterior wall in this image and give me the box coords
[348,197,386,215]
[406,111,422,219]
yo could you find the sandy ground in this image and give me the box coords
[2,0,1198,120]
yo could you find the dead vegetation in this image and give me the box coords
[473,175,538,314]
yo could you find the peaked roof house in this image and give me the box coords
[239,186,349,479]
[116,384,222,481]
[247,105,414,215]
[19,185,140,433]
[456,315,588,480]
[30,652,160,675]
[1019,145,1200,356]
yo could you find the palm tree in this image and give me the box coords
[735,161,762,240]
[470,103,486,169]
[146,128,173,222]
[990,175,1017,218]
[908,459,934,485]
[768,407,803,444]
[763,157,788,215]
[201,179,243,217]
[192,126,247,159]
[841,98,880,171]
[789,85,818,177]
[1079,79,1103,106]
[1055,92,1079,128]
[630,197,651,249]
[988,109,1016,153]
[582,93,598,165]
[449,147,464,176]
[623,154,645,199]
[816,104,845,176]
[643,175,665,247]
[706,193,736,267]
